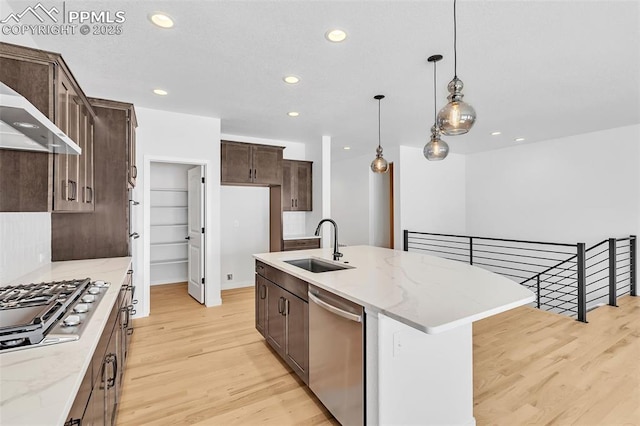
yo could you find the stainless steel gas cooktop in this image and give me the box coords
[0,278,110,353]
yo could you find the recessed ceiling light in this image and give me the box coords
[514,137,525,142]
[283,75,300,84]
[153,89,168,96]
[287,112,300,117]
[343,146,351,150]
[491,131,502,136]
[149,13,174,29]
[325,29,347,43]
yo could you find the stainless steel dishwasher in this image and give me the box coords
[308,285,364,425]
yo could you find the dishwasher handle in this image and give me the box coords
[308,291,362,323]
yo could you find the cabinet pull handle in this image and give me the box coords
[68,180,77,201]
[132,165,137,178]
[249,168,252,179]
[64,418,81,426]
[107,353,118,389]
[291,199,294,207]
[254,169,257,180]
[285,298,290,316]
[85,186,93,203]
[278,296,284,314]
[295,199,298,208]
[127,327,134,336]
[260,285,266,299]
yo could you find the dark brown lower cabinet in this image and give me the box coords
[256,262,309,384]
[255,276,268,337]
[65,273,135,426]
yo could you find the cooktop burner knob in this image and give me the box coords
[81,294,96,303]
[88,287,100,295]
[74,303,89,313]
[93,280,108,287]
[63,315,81,326]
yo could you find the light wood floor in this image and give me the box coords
[118,283,639,425]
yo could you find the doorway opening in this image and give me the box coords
[371,162,394,249]
[149,161,206,305]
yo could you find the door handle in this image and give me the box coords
[185,236,191,240]
[308,292,362,322]
[132,165,137,178]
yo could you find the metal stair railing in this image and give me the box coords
[404,231,636,322]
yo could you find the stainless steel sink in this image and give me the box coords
[284,258,353,273]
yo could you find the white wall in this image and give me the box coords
[398,146,467,246]
[134,107,221,317]
[466,125,640,246]
[0,213,50,285]
[220,186,269,289]
[219,134,308,289]
[331,153,371,246]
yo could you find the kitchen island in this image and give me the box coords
[0,257,132,426]
[254,245,535,425]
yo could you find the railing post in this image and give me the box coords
[403,230,409,252]
[469,237,473,265]
[608,238,617,306]
[577,243,587,322]
[631,235,637,296]
[536,274,541,309]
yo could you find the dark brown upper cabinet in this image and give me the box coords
[0,42,96,212]
[282,160,312,211]
[52,98,136,261]
[221,141,284,186]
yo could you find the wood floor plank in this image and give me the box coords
[118,283,639,425]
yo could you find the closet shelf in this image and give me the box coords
[151,242,188,247]
[150,223,188,228]
[151,258,188,266]
[150,205,188,209]
[150,188,188,192]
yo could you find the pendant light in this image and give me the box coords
[437,0,476,136]
[370,94,389,173]
[424,55,449,161]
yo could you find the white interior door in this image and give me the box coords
[187,166,205,303]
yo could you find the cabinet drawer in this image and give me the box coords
[283,238,321,251]
[256,260,308,301]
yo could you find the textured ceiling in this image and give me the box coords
[1,0,639,159]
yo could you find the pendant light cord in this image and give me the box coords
[378,98,381,149]
[453,0,458,78]
[433,60,437,124]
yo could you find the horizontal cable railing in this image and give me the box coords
[404,231,637,322]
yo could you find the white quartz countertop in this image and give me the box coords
[282,235,321,240]
[0,257,132,426]
[254,246,535,334]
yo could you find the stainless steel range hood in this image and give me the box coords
[0,82,81,155]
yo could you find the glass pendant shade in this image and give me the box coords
[424,127,449,161]
[437,77,476,135]
[371,146,389,173]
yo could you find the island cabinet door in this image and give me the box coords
[284,295,309,384]
[255,275,268,337]
[265,281,286,354]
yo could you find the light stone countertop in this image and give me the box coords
[282,235,321,240]
[254,245,535,334]
[0,257,132,426]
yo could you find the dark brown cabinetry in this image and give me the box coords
[52,99,136,261]
[283,238,321,251]
[282,160,312,211]
[221,141,284,186]
[54,68,95,212]
[0,42,95,213]
[66,271,135,426]
[255,261,309,384]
